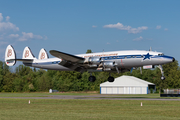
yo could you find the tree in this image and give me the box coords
[3,72,16,92]
[15,65,33,76]
[0,61,4,91]
[162,60,180,88]
[86,49,92,54]
[0,61,10,92]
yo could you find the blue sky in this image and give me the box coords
[0,0,180,65]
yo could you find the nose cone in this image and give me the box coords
[172,57,175,62]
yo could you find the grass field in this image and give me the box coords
[0,93,180,120]
[0,92,180,99]
[0,92,97,97]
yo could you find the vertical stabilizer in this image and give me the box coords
[5,45,16,66]
[22,47,36,59]
[38,48,49,60]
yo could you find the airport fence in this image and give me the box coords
[163,89,180,94]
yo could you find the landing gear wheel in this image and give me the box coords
[108,76,114,82]
[89,76,96,82]
[161,76,165,80]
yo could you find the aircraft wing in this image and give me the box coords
[50,50,85,72]
[49,50,84,62]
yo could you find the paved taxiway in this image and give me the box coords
[1,95,180,101]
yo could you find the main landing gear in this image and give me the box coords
[157,65,165,80]
[108,76,114,82]
[88,73,115,82]
[108,73,114,82]
[88,76,96,82]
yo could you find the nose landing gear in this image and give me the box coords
[161,76,165,80]
[158,65,165,80]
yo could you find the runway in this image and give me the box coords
[1,94,180,101]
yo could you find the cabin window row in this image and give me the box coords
[52,61,59,64]
[102,55,144,60]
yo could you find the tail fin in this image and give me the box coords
[22,47,36,59]
[5,45,16,66]
[38,48,49,60]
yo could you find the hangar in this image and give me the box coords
[100,75,155,94]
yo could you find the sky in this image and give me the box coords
[0,0,180,66]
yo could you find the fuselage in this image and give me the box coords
[23,50,175,72]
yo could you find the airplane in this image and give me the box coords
[5,45,175,82]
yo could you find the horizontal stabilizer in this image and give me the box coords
[49,50,84,63]
[6,59,34,63]
[16,59,34,62]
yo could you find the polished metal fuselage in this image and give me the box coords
[23,50,174,72]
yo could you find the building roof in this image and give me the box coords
[100,75,155,87]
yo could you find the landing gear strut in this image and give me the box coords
[157,65,165,80]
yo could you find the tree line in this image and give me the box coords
[0,60,179,92]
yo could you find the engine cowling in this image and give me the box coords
[103,61,116,68]
[85,56,101,65]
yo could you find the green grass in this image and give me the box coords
[0,92,98,97]
[1,92,180,102]
[0,98,180,120]
[1,92,180,100]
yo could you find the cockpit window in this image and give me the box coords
[158,53,164,56]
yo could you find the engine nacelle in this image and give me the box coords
[103,61,116,68]
[84,56,101,65]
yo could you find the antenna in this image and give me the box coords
[149,47,152,51]
[102,49,104,57]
